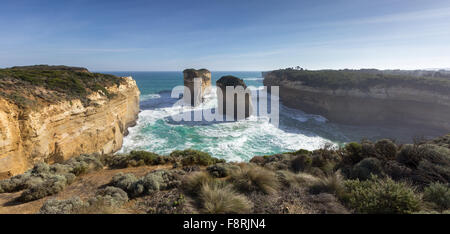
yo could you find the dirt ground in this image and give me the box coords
[0,164,172,214]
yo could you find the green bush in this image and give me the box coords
[87,186,129,208]
[105,151,170,168]
[343,176,421,214]
[110,170,185,198]
[129,151,160,165]
[423,182,450,210]
[170,149,224,166]
[65,154,103,176]
[397,144,423,168]
[374,139,398,160]
[40,187,129,214]
[18,175,68,202]
[361,142,378,158]
[39,197,85,214]
[291,155,312,172]
[344,142,363,164]
[351,157,384,180]
[110,173,140,196]
[291,149,311,156]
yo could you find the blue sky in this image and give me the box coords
[1,0,450,71]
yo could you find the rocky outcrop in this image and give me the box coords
[263,70,450,136]
[182,69,211,106]
[0,76,140,177]
[216,76,253,120]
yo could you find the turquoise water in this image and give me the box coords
[106,71,371,162]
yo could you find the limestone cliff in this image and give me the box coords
[216,76,253,120]
[263,69,450,136]
[0,66,140,177]
[182,69,211,106]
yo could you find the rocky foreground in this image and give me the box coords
[0,66,140,177]
[0,134,448,214]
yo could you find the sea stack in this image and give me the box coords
[216,75,253,120]
[183,69,211,106]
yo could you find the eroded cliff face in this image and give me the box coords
[263,72,450,135]
[183,69,211,106]
[0,76,140,177]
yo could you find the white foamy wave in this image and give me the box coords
[282,105,328,123]
[120,84,335,161]
[243,77,264,81]
[140,93,161,101]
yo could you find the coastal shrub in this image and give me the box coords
[0,173,41,193]
[374,139,397,160]
[343,176,421,214]
[396,144,450,185]
[260,154,295,171]
[65,154,103,175]
[170,149,224,166]
[110,173,140,195]
[309,171,345,197]
[291,149,311,156]
[419,144,450,163]
[105,151,168,168]
[39,196,85,214]
[139,170,184,194]
[384,160,412,180]
[351,157,384,180]
[361,141,378,158]
[87,186,129,209]
[39,187,129,214]
[110,170,184,198]
[276,170,320,188]
[129,150,160,165]
[344,142,363,164]
[0,161,79,202]
[229,165,279,195]
[397,144,423,168]
[206,163,240,178]
[423,183,450,210]
[291,155,312,172]
[18,175,68,202]
[104,154,136,168]
[199,183,252,214]
[414,160,450,186]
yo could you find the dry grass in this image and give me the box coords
[229,165,280,195]
[199,183,252,214]
[182,171,216,196]
[309,171,345,197]
[277,170,320,187]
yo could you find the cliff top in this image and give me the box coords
[0,65,127,109]
[266,68,450,94]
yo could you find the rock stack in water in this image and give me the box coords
[216,76,253,120]
[183,69,211,106]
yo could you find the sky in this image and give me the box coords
[1,0,450,71]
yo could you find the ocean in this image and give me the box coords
[105,71,407,162]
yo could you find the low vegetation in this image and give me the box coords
[0,65,125,108]
[342,176,421,214]
[1,134,449,214]
[267,68,450,94]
